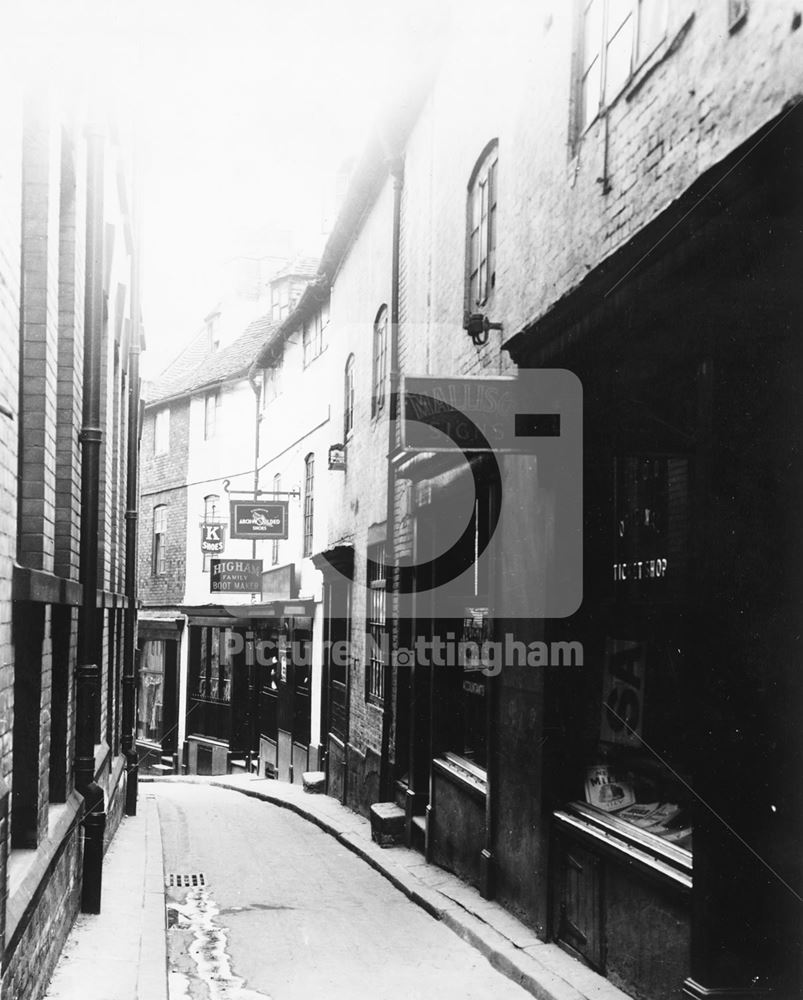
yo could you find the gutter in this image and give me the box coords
[379,155,404,802]
[76,114,107,915]
[122,143,142,817]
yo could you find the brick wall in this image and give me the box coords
[54,123,86,581]
[326,180,395,759]
[0,84,138,1000]
[394,2,803,376]
[18,93,62,573]
[138,399,190,606]
[0,71,22,810]
[2,825,82,1000]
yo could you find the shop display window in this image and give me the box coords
[578,753,693,853]
[137,639,165,744]
[562,633,693,862]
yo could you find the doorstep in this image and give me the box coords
[144,774,631,1000]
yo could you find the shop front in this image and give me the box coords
[135,615,183,775]
[256,563,319,782]
[184,610,254,775]
[506,108,801,1000]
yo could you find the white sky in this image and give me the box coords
[5,0,452,379]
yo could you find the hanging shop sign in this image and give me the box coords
[229,500,288,540]
[612,455,689,601]
[210,559,263,593]
[399,372,578,453]
[600,638,646,747]
[328,444,346,471]
[200,522,226,553]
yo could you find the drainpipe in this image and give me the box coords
[122,155,142,816]
[76,116,107,913]
[379,156,404,802]
[247,370,263,767]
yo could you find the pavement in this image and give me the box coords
[44,773,630,1000]
[44,792,168,1000]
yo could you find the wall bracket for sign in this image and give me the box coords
[221,478,300,499]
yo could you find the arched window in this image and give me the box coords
[303,454,315,557]
[372,306,388,418]
[344,354,355,439]
[465,141,498,314]
[203,494,220,521]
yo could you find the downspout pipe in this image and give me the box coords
[76,118,107,914]
[122,156,142,816]
[380,156,404,802]
[247,369,263,766]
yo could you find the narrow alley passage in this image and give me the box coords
[153,783,533,1000]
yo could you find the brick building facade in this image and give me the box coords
[0,84,142,1000]
[247,4,802,998]
[136,259,323,779]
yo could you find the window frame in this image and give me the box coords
[154,407,170,456]
[204,391,218,440]
[152,504,167,576]
[366,543,387,705]
[303,454,314,558]
[136,639,166,744]
[577,0,668,136]
[202,494,220,572]
[302,306,328,369]
[371,305,388,418]
[344,353,355,440]
[465,141,499,318]
[271,281,290,323]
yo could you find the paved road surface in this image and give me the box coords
[153,782,533,1000]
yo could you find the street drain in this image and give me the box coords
[167,873,206,888]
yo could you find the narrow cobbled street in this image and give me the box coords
[154,783,532,1000]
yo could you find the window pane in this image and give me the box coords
[304,455,314,556]
[373,309,387,414]
[637,0,666,62]
[606,0,633,38]
[583,0,603,73]
[582,57,602,130]
[470,269,480,309]
[604,15,633,103]
[488,204,497,293]
[137,640,165,743]
[204,495,219,520]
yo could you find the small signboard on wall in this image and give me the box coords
[210,559,263,593]
[200,522,226,553]
[230,501,288,539]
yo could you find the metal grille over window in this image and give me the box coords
[366,544,386,704]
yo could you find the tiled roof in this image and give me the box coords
[144,329,211,403]
[268,255,320,283]
[146,314,278,405]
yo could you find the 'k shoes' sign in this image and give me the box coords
[229,501,288,539]
[200,523,226,553]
